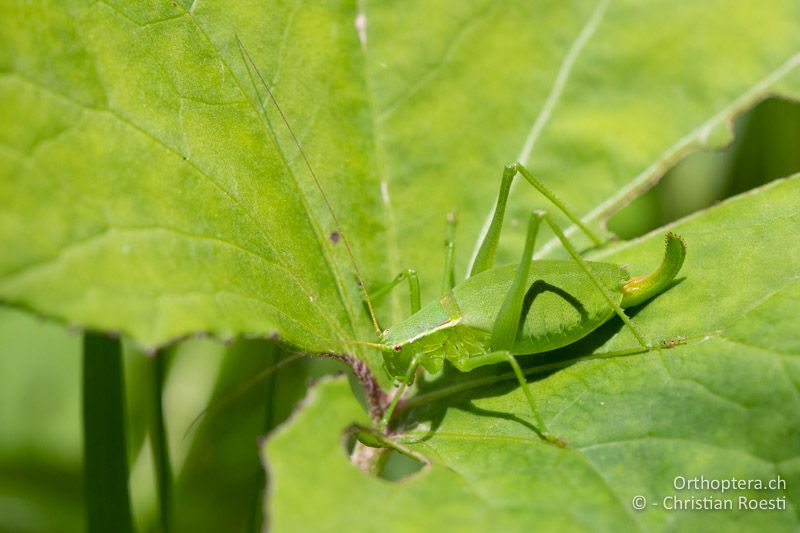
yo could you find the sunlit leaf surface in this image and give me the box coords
[2,2,800,530]
[266,178,800,530]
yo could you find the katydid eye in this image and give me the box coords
[393,344,402,351]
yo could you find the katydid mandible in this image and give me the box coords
[237,38,687,445]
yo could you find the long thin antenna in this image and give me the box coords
[236,35,382,339]
[182,351,305,440]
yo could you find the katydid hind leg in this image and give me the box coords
[514,164,603,247]
[540,213,651,351]
[451,350,559,444]
[470,165,516,277]
[489,211,544,352]
[470,162,603,278]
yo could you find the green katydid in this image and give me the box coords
[370,164,685,443]
[237,38,686,445]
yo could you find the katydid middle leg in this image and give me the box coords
[434,210,551,440]
[481,210,555,440]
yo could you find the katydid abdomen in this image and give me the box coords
[382,260,629,379]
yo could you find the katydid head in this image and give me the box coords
[325,337,415,381]
[376,294,471,381]
[373,324,419,380]
[380,343,418,384]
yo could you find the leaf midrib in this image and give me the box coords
[2,69,353,344]
[173,2,365,344]
[535,51,800,259]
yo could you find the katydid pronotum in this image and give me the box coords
[237,38,686,445]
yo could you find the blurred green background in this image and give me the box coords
[1,96,799,532]
[607,97,800,239]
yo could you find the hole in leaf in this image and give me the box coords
[608,97,800,240]
[379,449,425,482]
[344,431,425,482]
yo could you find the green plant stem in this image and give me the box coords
[150,350,172,532]
[83,332,134,533]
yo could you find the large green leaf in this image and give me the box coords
[2,1,800,386]
[264,176,800,532]
[0,0,383,373]
[3,1,800,530]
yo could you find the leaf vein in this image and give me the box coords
[535,50,800,258]
[377,0,498,122]
[157,1,366,343]
[0,224,348,341]
[471,0,610,265]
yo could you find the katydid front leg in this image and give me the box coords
[370,269,421,316]
[369,212,461,321]
[379,353,421,429]
[369,272,421,429]
[440,211,458,295]
[379,213,462,429]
